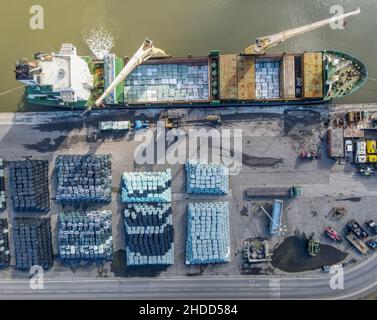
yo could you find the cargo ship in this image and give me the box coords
[15,9,367,110]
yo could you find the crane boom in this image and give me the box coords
[245,8,360,54]
[94,38,166,107]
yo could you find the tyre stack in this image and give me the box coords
[55,155,112,204]
[58,210,113,261]
[13,218,53,270]
[186,202,230,265]
[124,203,174,266]
[186,160,229,195]
[9,160,50,212]
[121,169,171,203]
[0,159,6,210]
[0,219,10,268]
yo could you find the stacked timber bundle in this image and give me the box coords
[55,155,112,203]
[0,159,6,210]
[9,160,50,212]
[186,160,229,195]
[58,210,113,261]
[186,202,230,265]
[121,169,171,203]
[13,217,53,270]
[124,203,174,266]
[0,219,10,268]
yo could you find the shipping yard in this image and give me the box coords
[0,103,376,293]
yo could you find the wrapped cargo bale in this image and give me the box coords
[55,155,112,204]
[185,160,229,195]
[124,203,174,266]
[186,202,230,265]
[13,217,53,270]
[9,160,50,212]
[58,210,113,262]
[0,219,10,268]
[121,169,171,203]
[0,159,6,210]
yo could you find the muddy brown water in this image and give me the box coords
[1,0,377,112]
[272,235,347,272]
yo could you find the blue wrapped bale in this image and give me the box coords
[55,155,112,204]
[186,201,230,265]
[186,160,228,195]
[9,160,50,212]
[124,203,174,266]
[121,169,171,203]
[58,210,113,261]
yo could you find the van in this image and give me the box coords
[357,141,366,156]
[366,140,376,154]
[367,155,377,163]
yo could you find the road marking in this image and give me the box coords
[269,279,281,299]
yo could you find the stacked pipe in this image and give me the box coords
[186,160,229,195]
[124,203,174,266]
[9,160,50,212]
[0,219,10,268]
[56,155,112,203]
[186,202,230,265]
[58,210,113,261]
[13,218,53,270]
[121,169,171,203]
[0,159,6,210]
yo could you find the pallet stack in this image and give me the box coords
[13,218,53,270]
[56,155,112,203]
[121,169,171,203]
[186,160,229,195]
[0,159,6,210]
[124,203,174,266]
[9,160,50,212]
[124,63,209,103]
[0,219,10,268]
[58,210,113,261]
[186,202,230,265]
[255,61,280,99]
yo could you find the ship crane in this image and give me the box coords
[94,38,167,108]
[245,8,361,54]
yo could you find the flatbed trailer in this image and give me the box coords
[346,232,369,255]
[246,186,302,198]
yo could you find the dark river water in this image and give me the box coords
[0,0,376,111]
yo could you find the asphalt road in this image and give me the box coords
[0,254,376,299]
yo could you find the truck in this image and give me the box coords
[347,219,369,239]
[99,121,131,132]
[346,232,369,255]
[245,186,302,198]
[327,128,344,158]
[324,227,342,242]
[367,140,377,154]
[355,141,367,163]
[308,233,320,257]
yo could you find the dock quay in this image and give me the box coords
[0,103,377,280]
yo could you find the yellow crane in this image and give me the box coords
[245,8,360,54]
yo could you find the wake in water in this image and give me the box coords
[85,26,115,59]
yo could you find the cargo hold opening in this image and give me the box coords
[255,57,281,100]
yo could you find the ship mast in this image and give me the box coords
[245,8,361,54]
[94,38,166,108]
